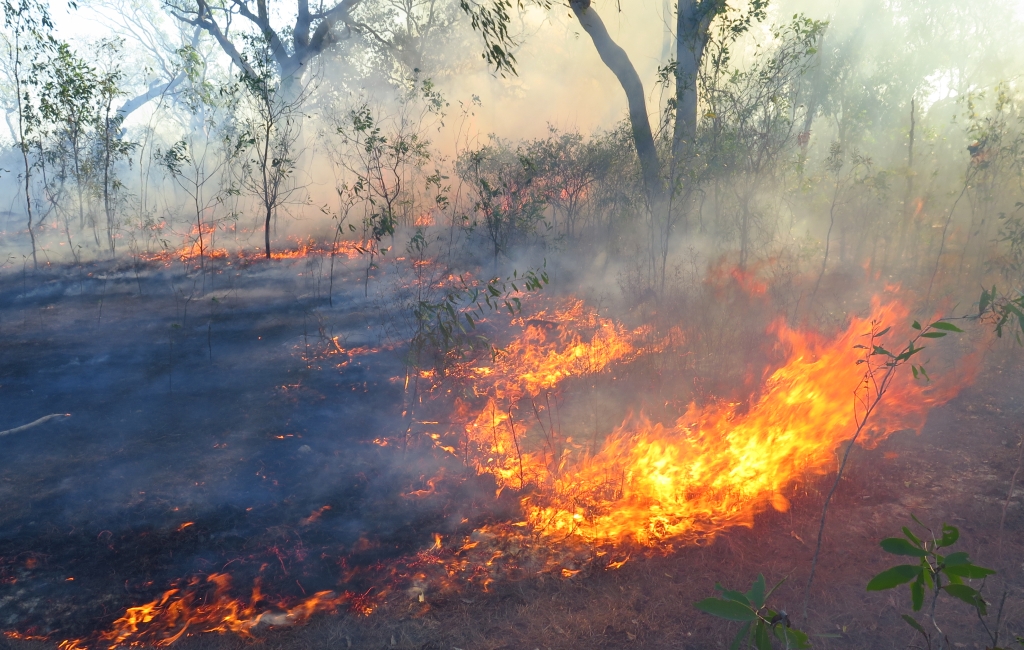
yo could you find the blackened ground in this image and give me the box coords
[0,256,508,639]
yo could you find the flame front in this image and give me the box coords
[454,298,970,549]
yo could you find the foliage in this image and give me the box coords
[978,285,1024,345]
[407,252,549,373]
[230,33,307,259]
[457,137,547,258]
[695,574,810,649]
[867,517,1007,650]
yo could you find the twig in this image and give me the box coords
[0,413,70,437]
[803,325,905,619]
[998,433,1024,556]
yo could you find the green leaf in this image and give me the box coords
[943,584,987,615]
[694,598,756,621]
[911,320,922,330]
[911,576,924,611]
[938,524,959,547]
[901,614,927,637]
[912,366,919,379]
[774,626,811,649]
[979,287,993,316]
[902,527,922,547]
[719,588,751,607]
[876,326,891,337]
[746,574,766,608]
[754,621,772,650]
[867,565,922,590]
[930,321,964,333]
[921,331,947,338]
[943,551,969,566]
[872,345,894,356]
[944,564,996,579]
[730,622,752,650]
[880,537,928,557]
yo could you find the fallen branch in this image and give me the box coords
[0,413,69,437]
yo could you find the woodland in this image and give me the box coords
[1,0,1024,648]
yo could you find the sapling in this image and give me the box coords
[867,517,1005,650]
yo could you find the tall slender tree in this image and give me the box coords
[2,0,57,268]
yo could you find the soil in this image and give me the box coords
[1,256,1022,650]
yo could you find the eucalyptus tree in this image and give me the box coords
[158,53,233,282]
[1,0,56,269]
[38,42,97,235]
[232,35,308,258]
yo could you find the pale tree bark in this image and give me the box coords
[166,0,363,89]
[569,0,663,206]
[672,0,723,163]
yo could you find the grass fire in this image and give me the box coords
[2,0,1024,648]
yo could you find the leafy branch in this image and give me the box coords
[978,285,1024,345]
[696,574,810,649]
[803,315,965,618]
[409,263,549,373]
[867,518,1005,650]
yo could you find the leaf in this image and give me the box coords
[872,345,894,356]
[876,326,891,337]
[901,614,928,637]
[718,588,751,607]
[774,626,811,649]
[921,331,947,338]
[754,621,772,650]
[979,289,992,316]
[866,565,922,590]
[938,524,959,547]
[694,598,756,621]
[943,551,969,566]
[930,321,964,333]
[943,584,987,615]
[746,574,766,608]
[729,621,752,650]
[880,537,928,557]
[902,527,922,547]
[911,576,924,611]
[911,320,922,330]
[944,564,996,579]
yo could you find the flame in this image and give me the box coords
[98,573,351,647]
[139,235,366,265]
[455,299,648,490]
[453,297,972,549]
[35,291,979,649]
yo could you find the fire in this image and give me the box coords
[139,235,366,265]
[453,297,971,549]
[98,573,351,647]
[28,292,978,649]
[455,298,648,490]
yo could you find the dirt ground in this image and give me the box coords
[1,256,1022,650]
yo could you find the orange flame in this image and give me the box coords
[455,297,972,549]
[98,573,352,647]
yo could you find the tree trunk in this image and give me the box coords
[569,0,663,206]
[265,204,273,259]
[672,0,717,163]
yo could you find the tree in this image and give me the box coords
[92,39,137,256]
[232,35,307,259]
[38,42,97,236]
[2,0,56,269]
